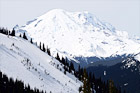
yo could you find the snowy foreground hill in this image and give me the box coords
[15,9,140,65]
[0,34,81,93]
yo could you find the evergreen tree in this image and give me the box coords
[82,69,91,93]
[30,38,33,44]
[64,70,66,74]
[19,34,22,37]
[56,53,60,61]
[78,66,83,81]
[61,57,66,65]
[42,43,45,52]
[70,62,74,72]
[77,65,81,80]
[79,86,82,93]
[47,46,51,56]
[0,70,46,93]
[11,28,15,36]
[0,27,9,35]
[109,80,116,93]
[23,32,28,40]
[39,42,42,50]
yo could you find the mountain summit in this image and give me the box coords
[16,9,140,65]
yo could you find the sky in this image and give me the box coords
[0,0,140,37]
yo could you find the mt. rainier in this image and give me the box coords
[15,9,140,65]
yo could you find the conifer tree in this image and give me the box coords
[42,43,45,52]
[79,86,82,93]
[19,34,22,37]
[70,62,74,72]
[0,70,46,93]
[23,32,28,40]
[56,53,60,61]
[61,57,66,65]
[109,80,116,93]
[39,42,42,50]
[47,46,51,56]
[30,38,33,44]
[82,69,91,93]
[77,65,81,80]
[11,28,15,36]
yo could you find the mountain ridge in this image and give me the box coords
[15,9,140,65]
[87,53,140,93]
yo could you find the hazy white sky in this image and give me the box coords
[0,0,140,37]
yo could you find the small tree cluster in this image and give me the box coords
[0,27,52,57]
[0,27,29,41]
[0,70,46,93]
[46,46,51,56]
[78,68,122,93]
[82,69,92,93]
[55,53,75,75]
[39,42,51,56]
[0,27,15,36]
[11,29,15,36]
[23,32,28,40]
[55,53,123,93]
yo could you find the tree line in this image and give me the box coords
[0,27,124,93]
[0,27,15,36]
[0,70,47,93]
[55,54,122,93]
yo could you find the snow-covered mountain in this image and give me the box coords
[15,9,140,65]
[0,34,81,93]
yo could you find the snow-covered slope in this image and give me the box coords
[135,53,140,62]
[0,34,81,93]
[16,9,140,64]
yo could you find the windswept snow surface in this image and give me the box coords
[0,34,81,93]
[16,9,140,63]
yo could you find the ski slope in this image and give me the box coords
[0,33,81,93]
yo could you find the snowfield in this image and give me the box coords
[15,9,140,64]
[0,34,81,93]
